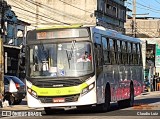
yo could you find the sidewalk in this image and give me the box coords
[141,91,160,96]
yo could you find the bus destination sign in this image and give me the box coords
[37,30,80,40]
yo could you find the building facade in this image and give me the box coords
[0,0,30,79]
[125,17,160,38]
[96,0,126,33]
[7,0,127,33]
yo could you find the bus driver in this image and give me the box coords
[77,51,91,62]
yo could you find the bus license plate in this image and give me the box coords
[53,98,65,103]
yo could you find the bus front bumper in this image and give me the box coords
[26,86,97,108]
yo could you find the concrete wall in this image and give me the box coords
[125,19,160,38]
[0,38,4,100]
[8,0,126,32]
[8,0,97,29]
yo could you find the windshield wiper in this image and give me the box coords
[66,40,76,69]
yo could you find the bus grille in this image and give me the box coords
[38,94,79,103]
[34,79,83,88]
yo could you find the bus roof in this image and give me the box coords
[36,24,82,31]
[93,26,141,43]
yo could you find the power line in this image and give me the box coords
[155,0,160,5]
[11,1,56,22]
[11,5,71,25]
[25,0,91,23]
[136,6,160,14]
[15,11,54,24]
[135,1,160,12]
[58,0,92,14]
[128,0,160,12]
[11,0,66,24]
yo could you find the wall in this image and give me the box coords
[125,19,160,38]
[7,0,97,28]
[0,38,4,101]
[7,0,126,33]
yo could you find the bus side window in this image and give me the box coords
[133,43,138,65]
[122,41,127,65]
[93,33,103,67]
[102,37,110,64]
[95,43,103,67]
[109,38,116,64]
[128,42,132,65]
[139,43,143,65]
[114,40,118,64]
[117,40,122,64]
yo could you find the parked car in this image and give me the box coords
[3,75,26,105]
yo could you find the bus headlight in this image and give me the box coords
[27,87,38,98]
[81,82,95,96]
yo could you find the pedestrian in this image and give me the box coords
[150,75,153,91]
[144,76,149,92]
[155,73,159,91]
[153,75,156,91]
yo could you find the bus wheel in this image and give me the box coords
[97,86,110,112]
[127,84,134,107]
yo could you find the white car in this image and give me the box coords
[3,75,26,105]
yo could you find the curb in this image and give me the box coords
[141,91,160,96]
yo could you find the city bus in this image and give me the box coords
[25,25,144,114]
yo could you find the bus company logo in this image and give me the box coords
[56,90,61,94]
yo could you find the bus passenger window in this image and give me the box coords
[117,40,122,64]
[122,41,127,65]
[102,37,110,64]
[138,43,143,65]
[128,42,132,65]
[114,40,118,64]
[133,43,138,65]
[109,38,116,64]
[95,43,103,66]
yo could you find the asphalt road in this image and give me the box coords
[1,91,160,119]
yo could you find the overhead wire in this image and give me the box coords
[127,0,160,15]
[11,5,71,25]
[14,11,54,24]
[58,0,92,14]
[155,0,160,5]
[11,0,66,24]
[12,0,57,24]
[24,0,92,23]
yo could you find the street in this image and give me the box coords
[0,91,160,119]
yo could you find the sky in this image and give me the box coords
[126,0,160,18]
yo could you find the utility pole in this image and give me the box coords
[0,0,4,108]
[132,0,136,37]
[36,0,39,28]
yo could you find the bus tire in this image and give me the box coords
[127,83,134,107]
[97,85,110,112]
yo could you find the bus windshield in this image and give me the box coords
[29,41,93,78]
